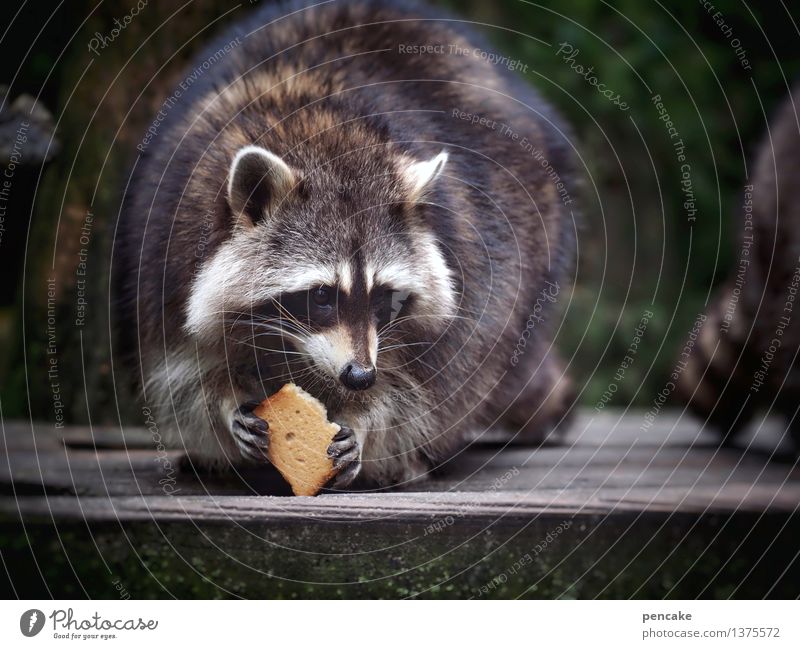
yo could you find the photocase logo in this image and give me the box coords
[20,609,45,637]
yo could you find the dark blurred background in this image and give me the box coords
[0,0,798,423]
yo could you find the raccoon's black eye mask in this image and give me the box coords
[374,287,412,331]
[250,286,412,332]
[278,287,338,329]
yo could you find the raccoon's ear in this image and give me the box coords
[402,150,448,202]
[227,145,296,225]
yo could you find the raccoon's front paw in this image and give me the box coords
[231,400,269,463]
[325,425,361,490]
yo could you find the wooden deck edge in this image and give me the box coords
[3,485,800,525]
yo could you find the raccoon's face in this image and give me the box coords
[185,144,457,394]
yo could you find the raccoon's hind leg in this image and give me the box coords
[673,296,761,444]
[488,342,576,445]
[675,86,800,445]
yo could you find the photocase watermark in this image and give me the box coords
[699,1,752,71]
[334,172,396,195]
[87,0,149,57]
[335,176,368,195]
[750,255,800,393]
[74,209,94,327]
[510,280,560,366]
[451,107,574,206]
[451,107,500,131]
[720,185,754,334]
[421,466,520,536]
[475,520,572,597]
[142,406,180,495]
[111,575,131,600]
[46,276,65,430]
[20,609,45,637]
[46,608,157,640]
[137,36,241,152]
[397,42,529,73]
[518,140,574,206]
[450,42,529,73]
[640,312,707,433]
[652,94,696,223]
[193,209,215,273]
[555,42,629,111]
[595,308,653,412]
[0,119,29,250]
[21,607,158,639]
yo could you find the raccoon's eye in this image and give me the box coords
[312,286,332,306]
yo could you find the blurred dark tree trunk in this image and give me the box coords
[3,0,244,425]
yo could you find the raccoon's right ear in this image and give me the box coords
[227,145,296,226]
[401,150,449,203]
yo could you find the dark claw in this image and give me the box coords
[327,425,358,468]
[327,460,362,490]
[325,425,361,490]
[232,401,269,463]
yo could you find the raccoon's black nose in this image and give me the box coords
[340,362,377,390]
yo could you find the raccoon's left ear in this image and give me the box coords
[402,150,448,202]
[227,145,296,226]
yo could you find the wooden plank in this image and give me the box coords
[2,411,799,509]
[3,499,798,598]
[2,410,799,598]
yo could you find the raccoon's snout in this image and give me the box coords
[340,361,377,391]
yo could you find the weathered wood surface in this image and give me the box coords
[1,410,799,598]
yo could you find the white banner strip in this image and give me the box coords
[1,600,798,647]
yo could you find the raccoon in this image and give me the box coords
[675,87,800,445]
[114,0,576,488]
